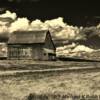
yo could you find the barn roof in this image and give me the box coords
[8,30,50,44]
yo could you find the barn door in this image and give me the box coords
[48,53,53,60]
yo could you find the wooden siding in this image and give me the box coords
[31,44,44,60]
[8,44,48,60]
[8,45,33,59]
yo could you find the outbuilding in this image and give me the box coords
[7,30,56,60]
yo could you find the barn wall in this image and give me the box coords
[8,44,33,59]
[32,44,43,60]
[31,44,50,60]
[7,44,49,60]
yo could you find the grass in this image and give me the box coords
[0,60,99,71]
[0,60,100,99]
[0,68,100,99]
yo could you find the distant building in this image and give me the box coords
[7,30,56,60]
[0,33,8,59]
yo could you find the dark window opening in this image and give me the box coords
[44,53,46,56]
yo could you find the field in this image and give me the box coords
[0,60,100,100]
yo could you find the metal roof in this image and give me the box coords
[8,30,49,44]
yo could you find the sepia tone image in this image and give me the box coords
[0,0,100,100]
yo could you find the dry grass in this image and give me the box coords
[0,60,99,99]
[0,60,99,71]
[0,68,100,100]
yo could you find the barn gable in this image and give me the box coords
[45,31,56,50]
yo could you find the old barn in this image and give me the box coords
[7,30,56,60]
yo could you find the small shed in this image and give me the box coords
[7,30,56,60]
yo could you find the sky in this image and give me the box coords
[0,8,100,57]
[0,0,100,26]
[0,0,99,58]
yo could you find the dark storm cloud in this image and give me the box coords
[8,0,40,2]
[0,0,100,26]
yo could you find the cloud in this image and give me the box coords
[0,26,8,33]
[56,43,95,57]
[9,18,30,33]
[0,10,17,20]
[0,11,81,41]
[31,19,48,30]
[8,0,40,3]
[72,45,94,52]
[45,17,66,28]
[0,11,16,34]
[0,10,100,58]
[56,25,100,57]
[44,17,81,41]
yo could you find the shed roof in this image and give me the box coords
[8,30,49,44]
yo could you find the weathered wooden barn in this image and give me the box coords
[7,30,56,60]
